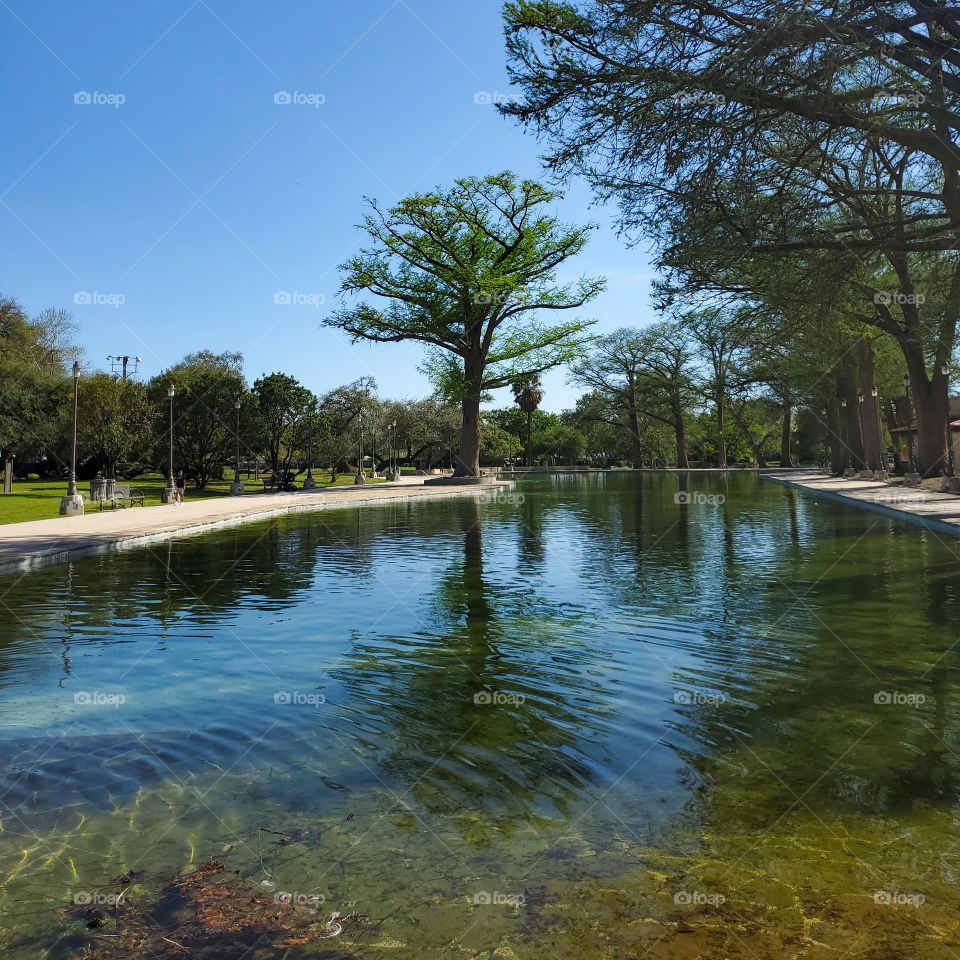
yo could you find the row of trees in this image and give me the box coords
[0,288,833,493]
[0,298,598,489]
[502,0,960,476]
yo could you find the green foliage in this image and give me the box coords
[77,373,152,478]
[0,297,76,472]
[327,171,603,474]
[480,420,522,461]
[253,372,318,473]
[149,351,247,489]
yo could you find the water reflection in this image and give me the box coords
[2,475,960,956]
[334,497,612,831]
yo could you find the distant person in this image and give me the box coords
[175,469,186,503]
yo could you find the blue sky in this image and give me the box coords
[0,0,656,411]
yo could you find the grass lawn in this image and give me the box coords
[0,470,385,525]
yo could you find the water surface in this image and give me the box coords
[2,473,959,958]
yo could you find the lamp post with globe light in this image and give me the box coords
[941,363,955,478]
[840,397,855,476]
[59,361,85,516]
[354,409,366,485]
[161,384,177,503]
[230,398,244,495]
[386,420,397,480]
[856,389,870,477]
[871,388,887,479]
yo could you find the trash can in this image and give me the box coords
[90,478,107,501]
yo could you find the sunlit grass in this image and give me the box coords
[0,469,387,525]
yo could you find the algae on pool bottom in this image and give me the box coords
[1,473,958,958]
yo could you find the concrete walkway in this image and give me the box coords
[0,477,511,573]
[763,469,960,538]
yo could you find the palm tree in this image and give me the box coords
[511,376,544,467]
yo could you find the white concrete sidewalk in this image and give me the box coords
[764,469,960,537]
[0,477,508,572]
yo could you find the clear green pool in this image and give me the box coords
[2,473,960,958]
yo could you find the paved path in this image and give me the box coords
[0,478,510,572]
[763,469,960,538]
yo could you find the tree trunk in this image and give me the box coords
[835,364,865,469]
[904,343,949,477]
[455,356,483,478]
[627,398,643,468]
[525,409,533,467]
[715,389,727,468]
[673,399,689,468]
[780,403,793,467]
[2,450,12,494]
[856,339,884,472]
[828,401,847,475]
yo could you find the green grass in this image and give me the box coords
[0,470,385,525]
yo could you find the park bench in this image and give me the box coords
[97,483,145,510]
[262,477,277,492]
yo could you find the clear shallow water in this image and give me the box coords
[2,473,960,957]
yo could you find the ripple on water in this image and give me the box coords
[0,474,958,957]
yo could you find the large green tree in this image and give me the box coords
[0,297,77,488]
[76,372,152,479]
[326,172,604,477]
[149,351,247,489]
[503,0,960,475]
[318,377,377,478]
[253,372,318,475]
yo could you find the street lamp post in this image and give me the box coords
[59,360,84,516]
[230,398,244,495]
[841,397,855,476]
[354,409,366,485]
[871,388,887,479]
[392,420,398,479]
[386,420,397,481]
[303,417,317,490]
[820,408,830,469]
[371,424,380,479]
[856,388,868,476]
[941,362,954,478]
[162,383,177,503]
